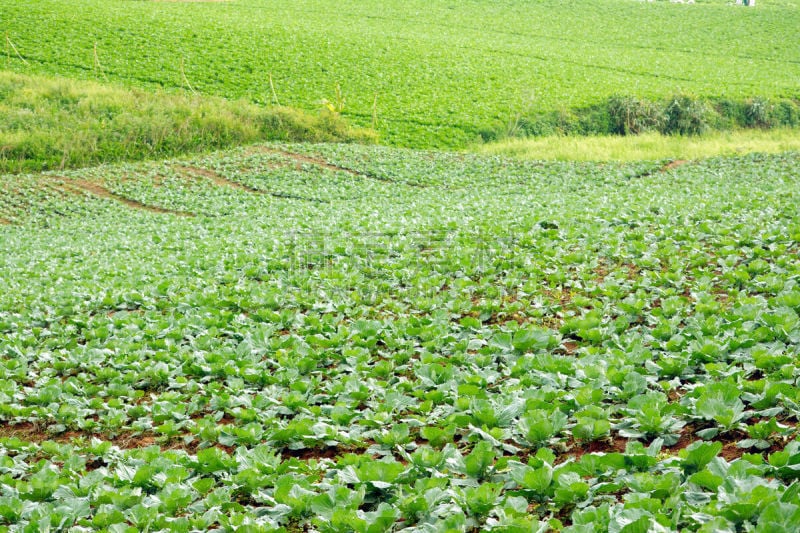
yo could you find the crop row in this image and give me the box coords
[1,146,800,529]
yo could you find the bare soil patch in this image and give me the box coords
[660,159,689,172]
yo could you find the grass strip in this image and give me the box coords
[0,71,376,173]
[478,129,800,162]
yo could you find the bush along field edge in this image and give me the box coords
[479,93,800,142]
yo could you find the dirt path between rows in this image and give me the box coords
[246,145,426,188]
[57,178,195,217]
[176,165,329,203]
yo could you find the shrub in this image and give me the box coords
[771,99,800,127]
[744,97,772,128]
[483,94,799,144]
[662,94,711,136]
[607,95,664,135]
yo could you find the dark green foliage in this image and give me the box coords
[500,95,800,141]
[608,95,664,135]
[663,94,711,135]
[744,97,773,128]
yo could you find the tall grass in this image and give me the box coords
[0,72,376,173]
[478,129,800,162]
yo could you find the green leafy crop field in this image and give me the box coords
[2,0,799,147]
[2,145,800,530]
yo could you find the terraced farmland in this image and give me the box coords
[2,146,800,530]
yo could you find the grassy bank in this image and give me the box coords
[0,71,375,173]
[478,129,800,162]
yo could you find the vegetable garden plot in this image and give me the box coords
[1,147,800,531]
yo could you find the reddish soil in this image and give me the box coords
[0,422,183,451]
[561,340,579,355]
[666,388,686,402]
[542,286,573,307]
[664,426,696,453]
[594,258,610,283]
[248,145,425,187]
[177,165,258,193]
[720,442,747,462]
[55,178,194,217]
[281,443,368,462]
[246,146,364,177]
[177,164,328,203]
[623,263,640,279]
[556,435,630,464]
[660,160,689,172]
[662,424,787,462]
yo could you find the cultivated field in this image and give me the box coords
[2,0,800,146]
[2,145,800,530]
[2,0,800,531]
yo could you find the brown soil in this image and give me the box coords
[660,159,689,172]
[562,340,579,355]
[177,165,258,193]
[667,388,686,402]
[664,425,696,453]
[281,444,369,462]
[247,145,425,187]
[176,165,329,203]
[55,178,194,217]
[0,422,241,455]
[556,435,629,464]
[720,441,747,462]
[663,425,780,462]
[542,286,573,308]
[0,217,11,225]
[246,146,363,176]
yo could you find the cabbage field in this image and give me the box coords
[2,145,800,531]
[3,0,800,146]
